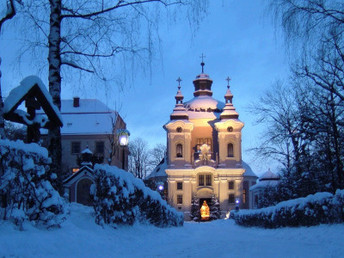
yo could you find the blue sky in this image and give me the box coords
[0,0,290,175]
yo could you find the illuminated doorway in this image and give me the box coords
[200,198,211,221]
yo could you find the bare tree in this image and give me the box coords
[128,137,150,179]
[0,0,17,139]
[9,0,207,183]
[149,143,166,168]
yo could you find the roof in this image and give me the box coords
[260,169,280,181]
[242,161,258,177]
[41,99,121,135]
[250,180,279,191]
[146,157,168,179]
[4,76,63,128]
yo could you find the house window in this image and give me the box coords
[71,141,81,154]
[177,195,183,204]
[228,194,235,204]
[177,182,183,190]
[176,144,183,158]
[199,175,204,186]
[227,143,234,157]
[206,175,212,186]
[95,141,105,155]
[228,181,234,190]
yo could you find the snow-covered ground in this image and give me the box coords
[1,203,343,258]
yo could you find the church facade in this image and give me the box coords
[163,64,257,219]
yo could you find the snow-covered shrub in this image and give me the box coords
[91,164,183,227]
[232,190,344,228]
[0,139,65,228]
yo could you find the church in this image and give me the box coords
[149,61,257,220]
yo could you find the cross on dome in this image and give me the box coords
[176,77,182,89]
[226,76,231,88]
[200,53,206,73]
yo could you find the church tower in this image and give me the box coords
[162,60,257,220]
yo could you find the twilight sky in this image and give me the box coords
[0,0,290,175]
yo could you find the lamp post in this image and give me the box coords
[117,129,130,170]
[235,198,240,212]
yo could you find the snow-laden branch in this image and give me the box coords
[0,0,15,31]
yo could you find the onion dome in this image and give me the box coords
[220,77,239,119]
[170,77,189,120]
[192,60,213,97]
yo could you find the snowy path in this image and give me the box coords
[1,204,343,258]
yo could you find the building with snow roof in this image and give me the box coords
[250,169,280,209]
[42,97,128,176]
[148,62,257,219]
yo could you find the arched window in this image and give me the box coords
[176,144,183,158]
[176,127,183,133]
[227,143,234,157]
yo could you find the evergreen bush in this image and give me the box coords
[91,164,183,227]
[0,139,65,229]
[232,190,344,228]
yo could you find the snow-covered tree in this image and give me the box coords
[209,195,221,220]
[0,0,17,139]
[190,196,200,221]
[9,0,208,185]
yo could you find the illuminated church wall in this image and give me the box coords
[162,65,257,220]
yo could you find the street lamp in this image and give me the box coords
[235,198,240,211]
[117,129,130,170]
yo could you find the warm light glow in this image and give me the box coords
[200,200,210,221]
[72,168,79,173]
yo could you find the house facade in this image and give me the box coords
[42,98,128,177]
[160,65,257,219]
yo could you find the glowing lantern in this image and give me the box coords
[200,200,210,221]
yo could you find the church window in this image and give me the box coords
[196,138,212,152]
[176,127,183,132]
[227,126,233,132]
[177,195,183,204]
[206,175,212,186]
[71,141,81,154]
[228,180,234,190]
[243,189,246,204]
[228,194,235,204]
[176,144,183,158]
[199,174,212,186]
[177,182,183,190]
[199,175,204,186]
[227,143,234,157]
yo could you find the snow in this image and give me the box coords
[0,202,343,257]
[40,99,119,135]
[184,95,225,110]
[0,139,49,158]
[3,76,63,124]
[260,169,280,180]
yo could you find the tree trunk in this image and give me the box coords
[0,58,5,139]
[47,0,62,190]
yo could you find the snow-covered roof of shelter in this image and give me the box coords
[243,161,258,177]
[260,169,280,181]
[3,76,63,127]
[250,180,279,191]
[146,157,168,179]
[40,99,119,135]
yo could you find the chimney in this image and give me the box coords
[73,97,80,107]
